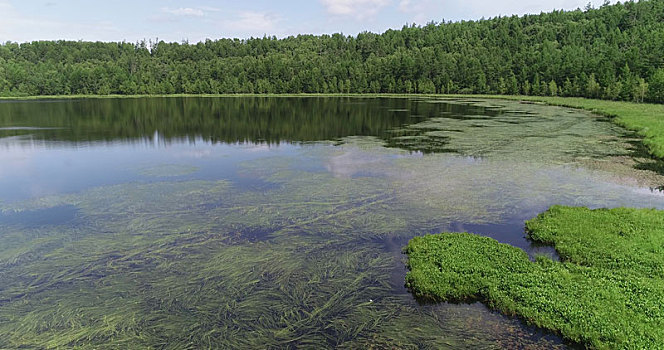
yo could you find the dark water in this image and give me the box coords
[0,205,78,227]
[1,97,663,349]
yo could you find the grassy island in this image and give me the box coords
[405,206,664,349]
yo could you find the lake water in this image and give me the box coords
[1,97,663,348]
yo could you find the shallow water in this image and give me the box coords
[1,97,663,348]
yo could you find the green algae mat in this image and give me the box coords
[498,96,664,160]
[405,206,664,349]
[1,97,664,348]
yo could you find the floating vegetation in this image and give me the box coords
[387,99,631,162]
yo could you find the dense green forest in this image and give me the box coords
[0,0,663,102]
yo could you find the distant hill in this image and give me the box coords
[0,0,663,102]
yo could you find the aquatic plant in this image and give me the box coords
[405,206,664,349]
[0,158,597,349]
[0,174,565,348]
[2,97,664,348]
[388,98,630,161]
[138,164,200,178]
[455,95,664,164]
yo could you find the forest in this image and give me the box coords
[0,0,663,102]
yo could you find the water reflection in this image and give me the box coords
[0,97,435,144]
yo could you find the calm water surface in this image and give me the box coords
[1,97,663,348]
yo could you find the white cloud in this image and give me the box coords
[162,7,205,17]
[396,0,618,24]
[225,11,282,34]
[0,0,19,34]
[325,147,391,178]
[321,0,391,19]
[0,0,121,42]
[0,0,622,43]
[199,6,221,13]
[397,0,433,23]
[398,0,411,12]
[0,142,35,182]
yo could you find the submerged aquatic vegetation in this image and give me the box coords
[495,96,664,160]
[0,175,565,348]
[389,98,630,162]
[447,95,664,176]
[405,206,664,349]
[1,165,660,347]
[138,164,200,178]
[1,237,399,348]
[2,97,664,348]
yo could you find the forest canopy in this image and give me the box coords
[0,0,663,102]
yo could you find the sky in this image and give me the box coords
[0,0,617,43]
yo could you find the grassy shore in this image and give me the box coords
[2,93,662,159]
[405,205,664,349]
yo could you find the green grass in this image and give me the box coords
[405,205,664,349]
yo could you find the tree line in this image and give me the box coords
[0,0,663,102]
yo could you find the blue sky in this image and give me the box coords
[0,0,616,43]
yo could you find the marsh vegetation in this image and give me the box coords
[405,206,664,348]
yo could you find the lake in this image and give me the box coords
[1,97,663,348]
